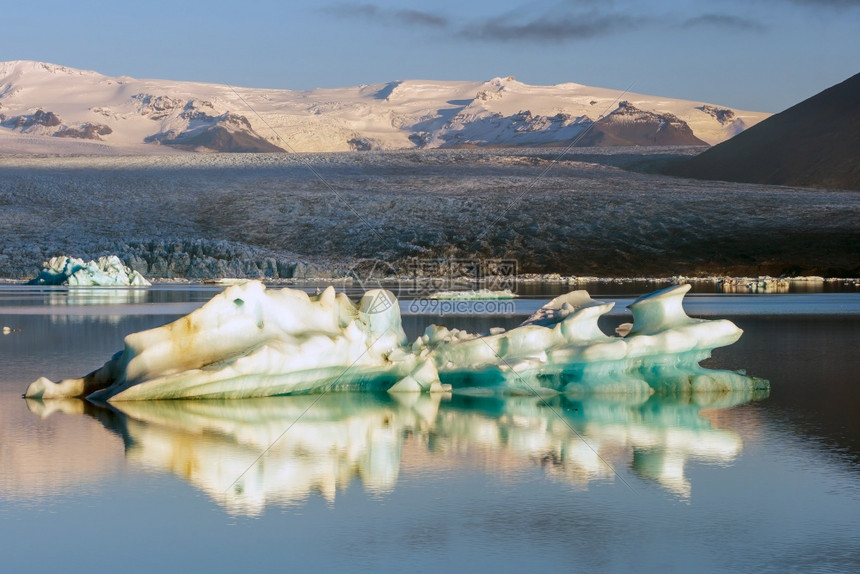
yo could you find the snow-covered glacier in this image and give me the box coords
[24,282,767,401]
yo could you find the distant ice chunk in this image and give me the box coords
[428,289,517,300]
[25,282,766,401]
[28,255,150,286]
[717,276,789,293]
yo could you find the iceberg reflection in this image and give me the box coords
[40,371,768,514]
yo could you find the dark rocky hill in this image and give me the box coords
[576,102,707,147]
[665,73,860,190]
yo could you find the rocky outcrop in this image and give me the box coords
[138,96,284,153]
[55,123,113,140]
[1,109,62,130]
[699,104,736,124]
[432,102,706,148]
[1,110,112,140]
[575,102,707,147]
[434,110,589,147]
[131,93,187,119]
[146,122,284,153]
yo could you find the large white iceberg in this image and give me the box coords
[28,255,150,286]
[24,281,767,401]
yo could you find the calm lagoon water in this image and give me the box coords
[1,285,858,573]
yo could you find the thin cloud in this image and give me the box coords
[783,0,860,7]
[396,9,448,28]
[684,14,766,32]
[320,3,449,28]
[464,13,646,43]
[320,3,777,45]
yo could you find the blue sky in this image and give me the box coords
[2,0,858,112]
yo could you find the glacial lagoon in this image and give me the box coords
[1,284,858,573]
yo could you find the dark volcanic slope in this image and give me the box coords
[666,73,860,190]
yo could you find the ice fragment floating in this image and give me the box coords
[28,255,150,286]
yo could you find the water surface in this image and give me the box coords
[1,287,857,573]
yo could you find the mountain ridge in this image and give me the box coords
[0,60,769,154]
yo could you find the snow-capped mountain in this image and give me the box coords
[0,61,769,154]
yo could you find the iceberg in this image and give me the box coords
[28,255,151,286]
[24,281,767,401]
